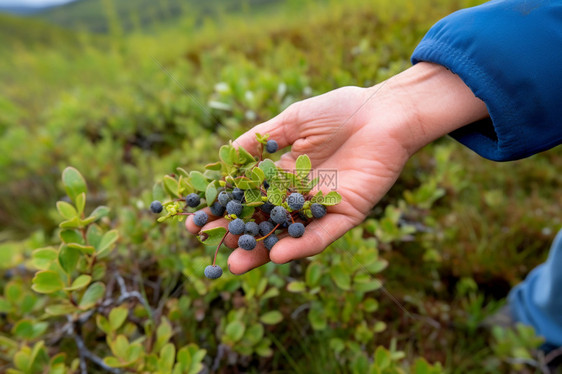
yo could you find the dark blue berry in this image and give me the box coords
[266,140,278,153]
[204,265,223,279]
[264,234,279,250]
[238,234,256,250]
[245,221,259,236]
[310,203,327,218]
[185,193,201,208]
[270,206,287,224]
[260,202,274,214]
[228,218,245,235]
[226,200,243,216]
[281,219,290,229]
[287,192,305,210]
[258,221,275,236]
[263,180,270,190]
[210,202,225,217]
[232,188,244,202]
[193,210,208,227]
[150,200,163,213]
[218,191,232,207]
[288,222,305,238]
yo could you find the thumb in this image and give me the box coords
[233,103,301,155]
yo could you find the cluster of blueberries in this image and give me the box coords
[150,139,329,279]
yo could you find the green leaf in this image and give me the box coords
[163,175,180,198]
[32,270,64,294]
[305,262,322,287]
[204,161,222,171]
[258,159,278,181]
[109,306,128,331]
[260,311,283,325]
[59,216,81,229]
[86,224,103,248]
[244,189,262,203]
[46,300,78,316]
[62,167,87,203]
[75,192,86,215]
[59,229,83,245]
[267,186,285,205]
[67,243,95,255]
[96,315,111,334]
[189,171,207,191]
[78,282,105,310]
[205,183,218,206]
[12,319,47,340]
[330,264,351,290]
[83,206,110,224]
[65,274,91,291]
[237,145,256,163]
[251,167,265,183]
[32,247,58,270]
[308,307,327,330]
[159,343,175,372]
[197,227,227,246]
[322,191,342,206]
[225,320,245,342]
[58,245,81,274]
[153,182,168,202]
[295,154,311,177]
[56,201,77,220]
[243,324,264,346]
[96,229,119,256]
[219,145,235,165]
[287,281,306,293]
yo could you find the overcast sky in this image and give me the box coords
[0,0,75,6]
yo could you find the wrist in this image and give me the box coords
[364,62,488,157]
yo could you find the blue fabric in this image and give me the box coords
[509,229,562,347]
[411,0,562,161]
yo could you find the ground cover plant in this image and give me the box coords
[1,0,561,372]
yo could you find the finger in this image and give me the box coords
[268,214,353,264]
[276,152,297,170]
[233,104,300,155]
[185,207,223,234]
[227,240,271,274]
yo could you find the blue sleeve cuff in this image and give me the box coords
[411,0,562,161]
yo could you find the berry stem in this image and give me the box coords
[213,232,229,266]
[256,223,280,241]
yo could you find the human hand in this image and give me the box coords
[186,62,488,274]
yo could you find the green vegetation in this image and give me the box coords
[0,0,558,372]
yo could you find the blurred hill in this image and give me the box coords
[30,0,282,34]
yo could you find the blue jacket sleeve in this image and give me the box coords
[411,0,562,161]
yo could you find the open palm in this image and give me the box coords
[187,85,412,274]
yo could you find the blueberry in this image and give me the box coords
[266,140,278,153]
[260,202,274,214]
[264,234,279,250]
[228,218,245,235]
[270,206,288,224]
[185,193,201,208]
[232,187,244,202]
[258,221,275,236]
[226,200,243,216]
[281,219,290,229]
[204,265,223,279]
[218,191,232,207]
[210,202,225,217]
[263,180,270,190]
[287,192,305,210]
[238,234,256,250]
[288,222,305,238]
[310,203,327,218]
[150,200,163,213]
[245,221,259,236]
[193,210,208,227]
